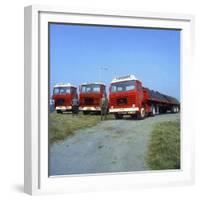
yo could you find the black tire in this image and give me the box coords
[171,106,176,113]
[56,110,63,114]
[150,105,156,117]
[137,107,146,120]
[131,114,137,119]
[156,106,160,115]
[114,114,123,119]
[83,111,89,115]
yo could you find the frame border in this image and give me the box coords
[24,5,195,195]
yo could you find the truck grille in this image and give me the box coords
[57,99,65,106]
[117,98,127,105]
[84,97,94,105]
[110,95,136,106]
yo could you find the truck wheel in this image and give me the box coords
[171,106,176,113]
[150,105,156,117]
[56,110,63,114]
[131,114,137,119]
[114,114,123,119]
[137,107,146,120]
[83,111,89,115]
[156,106,160,115]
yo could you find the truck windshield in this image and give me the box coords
[81,84,101,93]
[53,87,71,94]
[111,80,135,92]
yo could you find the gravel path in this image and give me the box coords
[49,113,180,176]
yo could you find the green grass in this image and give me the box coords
[49,112,113,143]
[146,120,180,170]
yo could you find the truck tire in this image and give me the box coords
[156,106,160,115]
[56,110,63,114]
[83,111,89,115]
[114,114,123,119]
[131,114,137,119]
[171,106,176,113]
[150,105,156,117]
[137,107,145,120]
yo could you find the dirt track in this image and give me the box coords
[49,113,180,176]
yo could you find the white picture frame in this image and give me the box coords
[24,5,195,195]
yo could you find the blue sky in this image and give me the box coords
[50,24,180,100]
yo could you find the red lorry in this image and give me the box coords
[52,83,78,113]
[79,82,106,114]
[109,75,180,119]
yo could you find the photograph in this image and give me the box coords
[48,23,180,176]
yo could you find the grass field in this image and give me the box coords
[146,120,180,170]
[49,112,111,143]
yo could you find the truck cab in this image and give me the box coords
[79,83,106,114]
[109,75,144,119]
[52,83,78,113]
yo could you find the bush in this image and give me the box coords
[146,120,180,170]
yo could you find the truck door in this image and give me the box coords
[137,81,143,105]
